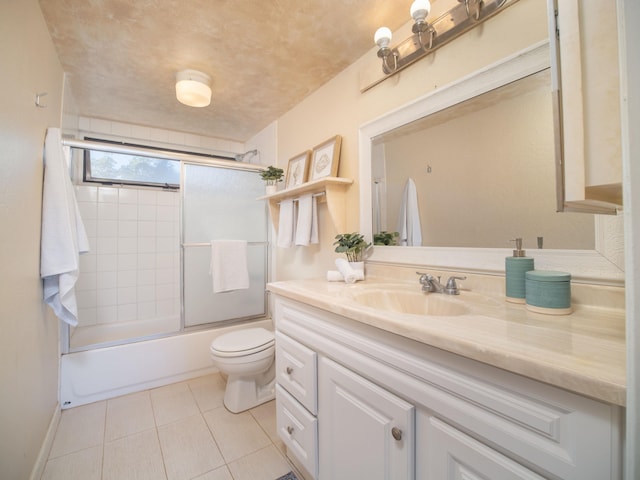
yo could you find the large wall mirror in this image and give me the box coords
[359,42,624,283]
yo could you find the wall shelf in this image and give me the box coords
[258,177,353,234]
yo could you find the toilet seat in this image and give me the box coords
[210,328,274,358]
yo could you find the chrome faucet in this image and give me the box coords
[417,272,467,295]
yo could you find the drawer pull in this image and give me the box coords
[286,366,294,375]
[287,425,294,435]
[391,427,402,441]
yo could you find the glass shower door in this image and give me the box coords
[182,163,267,327]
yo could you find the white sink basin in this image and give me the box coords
[347,289,470,316]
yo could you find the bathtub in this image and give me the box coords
[60,318,273,408]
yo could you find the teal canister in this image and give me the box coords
[505,238,534,304]
[525,270,572,315]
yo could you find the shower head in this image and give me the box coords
[234,149,259,162]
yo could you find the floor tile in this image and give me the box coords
[191,465,233,480]
[227,445,291,480]
[150,382,200,426]
[188,374,226,413]
[203,407,272,463]
[103,429,166,480]
[157,414,225,480]
[106,390,155,441]
[49,401,106,458]
[41,445,102,480]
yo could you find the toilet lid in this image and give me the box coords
[211,328,274,354]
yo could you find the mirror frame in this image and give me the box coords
[359,41,624,285]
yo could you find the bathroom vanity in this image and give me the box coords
[269,276,625,480]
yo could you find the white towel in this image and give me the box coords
[397,178,422,246]
[210,240,250,293]
[295,194,319,246]
[40,128,90,326]
[277,199,296,248]
[327,269,364,282]
[335,258,360,284]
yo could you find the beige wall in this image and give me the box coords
[274,0,548,280]
[0,1,64,478]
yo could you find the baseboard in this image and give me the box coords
[29,403,61,480]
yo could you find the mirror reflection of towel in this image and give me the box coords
[397,178,422,246]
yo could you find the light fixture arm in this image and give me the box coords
[373,0,512,80]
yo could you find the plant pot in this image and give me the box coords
[349,261,365,277]
[265,184,277,195]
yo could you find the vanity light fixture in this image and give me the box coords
[175,69,212,107]
[374,0,512,76]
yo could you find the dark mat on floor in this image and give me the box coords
[276,472,298,480]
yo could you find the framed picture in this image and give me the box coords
[309,135,342,181]
[285,150,311,188]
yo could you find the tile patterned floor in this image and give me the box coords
[41,374,295,480]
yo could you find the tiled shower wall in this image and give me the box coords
[74,185,180,327]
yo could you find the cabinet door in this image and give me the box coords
[319,357,414,480]
[423,416,545,480]
[548,0,622,213]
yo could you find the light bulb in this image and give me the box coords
[374,27,392,49]
[410,0,431,22]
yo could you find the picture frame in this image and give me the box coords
[285,150,311,188]
[309,135,342,181]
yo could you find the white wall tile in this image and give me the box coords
[97,306,118,323]
[137,269,156,286]
[137,285,156,303]
[117,303,137,322]
[76,290,97,309]
[156,191,177,206]
[138,205,156,221]
[76,272,97,291]
[118,188,138,204]
[97,271,117,289]
[117,287,137,305]
[156,221,173,237]
[97,220,118,237]
[118,220,137,237]
[77,308,97,327]
[156,237,175,253]
[79,254,97,273]
[98,187,118,203]
[75,185,98,202]
[117,270,137,288]
[117,254,137,271]
[96,254,117,272]
[78,202,97,220]
[110,121,131,138]
[83,219,97,237]
[138,220,156,236]
[118,204,137,221]
[97,288,117,307]
[137,302,156,320]
[138,189,157,205]
[118,237,137,254]
[97,237,118,255]
[137,253,155,270]
[90,118,112,134]
[138,237,156,253]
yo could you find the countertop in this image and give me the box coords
[267,277,626,406]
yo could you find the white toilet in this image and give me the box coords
[209,327,276,413]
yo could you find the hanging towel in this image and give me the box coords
[396,178,423,246]
[40,128,90,326]
[277,199,296,248]
[210,240,250,293]
[295,194,319,246]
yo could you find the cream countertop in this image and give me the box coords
[267,277,626,406]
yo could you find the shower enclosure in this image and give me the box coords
[68,152,268,353]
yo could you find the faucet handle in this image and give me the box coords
[445,276,467,295]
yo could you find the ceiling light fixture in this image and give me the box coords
[374,0,512,76]
[175,69,212,107]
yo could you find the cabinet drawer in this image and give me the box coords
[276,331,317,414]
[276,384,318,479]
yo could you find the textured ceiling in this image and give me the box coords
[39,0,412,142]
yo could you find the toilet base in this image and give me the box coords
[223,363,276,413]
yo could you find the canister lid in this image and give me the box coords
[525,270,571,282]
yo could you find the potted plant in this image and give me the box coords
[259,166,284,194]
[373,231,399,246]
[333,232,371,264]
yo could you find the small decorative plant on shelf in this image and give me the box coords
[259,166,284,185]
[373,231,399,246]
[334,232,371,263]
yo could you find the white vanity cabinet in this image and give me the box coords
[273,295,622,480]
[319,356,414,479]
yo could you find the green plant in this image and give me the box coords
[259,166,284,184]
[373,231,399,246]
[333,232,371,262]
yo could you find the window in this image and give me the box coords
[83,138,232,189]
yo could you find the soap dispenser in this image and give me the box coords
[505,238,534,304]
